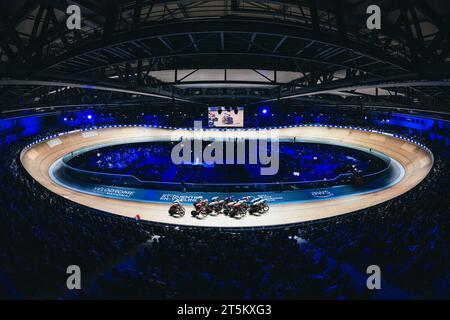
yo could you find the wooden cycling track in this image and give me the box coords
[21,126,433,228]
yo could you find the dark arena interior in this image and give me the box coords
[0,0,449,303]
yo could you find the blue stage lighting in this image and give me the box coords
[260,106,270,116]
[87,114,93,120]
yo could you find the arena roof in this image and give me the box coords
[0,0,449,113]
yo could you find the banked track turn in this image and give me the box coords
[21,126,433,228]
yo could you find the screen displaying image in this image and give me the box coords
[208,107,244,127]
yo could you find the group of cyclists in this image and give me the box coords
[168,195,269,219]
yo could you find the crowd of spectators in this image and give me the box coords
[75,151,449,299]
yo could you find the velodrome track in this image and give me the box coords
[20,126,434,228]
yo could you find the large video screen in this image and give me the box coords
[208,107,244,127]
